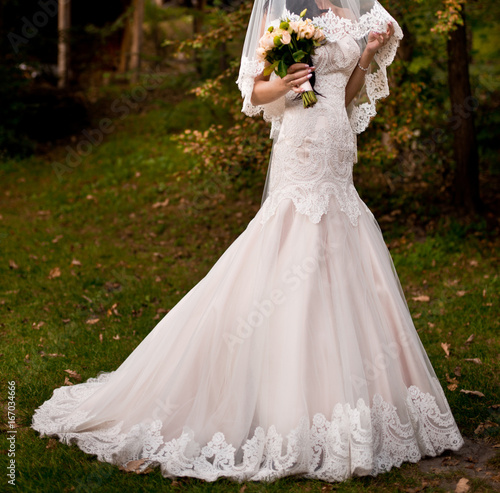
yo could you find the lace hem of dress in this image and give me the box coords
[236,0,404,138]
[259,184,362,226]
[31,373,463,483]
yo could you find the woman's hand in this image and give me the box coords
[281,63,315,94]
[365,21,395,55]
[250,63,315,105]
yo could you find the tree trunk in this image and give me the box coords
[192,0,206,76]
[57,0,71,88]
[118,13,133,74]
[447,10,482,213]
[130,0,144,83]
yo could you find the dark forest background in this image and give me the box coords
[0,0,499,220]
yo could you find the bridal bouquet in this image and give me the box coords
[256,9,325,108]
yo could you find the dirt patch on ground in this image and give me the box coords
[417,437,500,491]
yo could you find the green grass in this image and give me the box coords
[0,95,499,492]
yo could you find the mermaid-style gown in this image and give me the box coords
[31,32,464,483]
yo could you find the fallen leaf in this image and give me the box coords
[455,477,470,493]
[32,321,45,330]
[442,456,460,466]
[86,318,100,325]
[469,260,478,267]
[460,389,485,397]
[99,333,103,343]
[465,334,474,344]
[474,423,484,435]
[64,369,82,381]
[107,303,120,317]
[456,290,467,297]
[119,459,147,473]
[448,383,458,391]
[46,438,58,449]
[153,308,169,320]
[446,373,458,384]
[48,267,61,279]
[483,420,499,429]
[152,198,169,209]
[464,358,482,364]
[8,259,19,269]
[51,235,63,243]
[412,295,430,302]
[441,342,451,357]
[64,377,73,386]
[112,334,120,340]
[70,258,81,266]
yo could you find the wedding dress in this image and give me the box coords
[31,7,464,484]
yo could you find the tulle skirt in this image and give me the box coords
[31,195,464,482]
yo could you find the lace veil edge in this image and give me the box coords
[236,1,403,138]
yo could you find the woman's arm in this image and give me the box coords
[251,63,315,106]
[345,21,395,107]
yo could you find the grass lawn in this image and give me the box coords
[0,94,499,492]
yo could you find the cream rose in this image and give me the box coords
[259,32,275,51]
[302,24,315,40]
[313,28,325,42]
[256,46,267,61]
[281,31,291,45]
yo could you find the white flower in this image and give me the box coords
[288,20,300,34]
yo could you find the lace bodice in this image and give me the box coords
[260,36,365,226]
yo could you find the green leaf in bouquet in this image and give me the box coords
[293,50,307,62]
[283,51,294,67]
[277,59,288,78]
[263,60,279,76]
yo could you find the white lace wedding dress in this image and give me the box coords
[31,11,464,484]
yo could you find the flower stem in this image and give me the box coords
[301,91,317,108]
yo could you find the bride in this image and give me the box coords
[32,0,464,483]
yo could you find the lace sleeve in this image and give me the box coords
[347,9,403,134]
[236,56,286,139]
